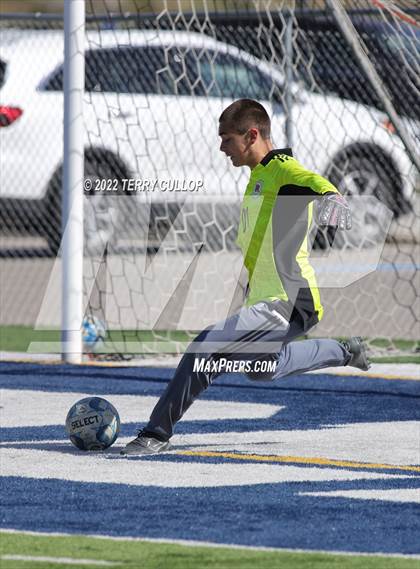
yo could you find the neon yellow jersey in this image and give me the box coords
[236,149,339,324]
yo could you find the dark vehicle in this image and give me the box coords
[295,13,420,120]
[211,10,419,120]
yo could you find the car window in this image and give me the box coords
[299,27,359,79]
[360,24,419,70]
[85,46,165,94]
[40,61,63,91]
[40,45,276,100]
[188,51,275,99]
[40,46,188,95]
[154,47,194,96]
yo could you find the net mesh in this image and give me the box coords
[0,0,418,361]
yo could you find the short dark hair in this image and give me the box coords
[219,99,271,139]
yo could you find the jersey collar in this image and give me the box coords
[260,147,293,166]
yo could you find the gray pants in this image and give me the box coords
[145,300,349,441]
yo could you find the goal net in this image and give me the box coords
[0,0,418,361]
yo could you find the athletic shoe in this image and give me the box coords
[341,336,371,371]
[120,431,171,456]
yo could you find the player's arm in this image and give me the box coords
[276,156,352,230]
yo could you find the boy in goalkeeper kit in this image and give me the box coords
[122,99,370,455]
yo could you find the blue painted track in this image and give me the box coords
[1,361,419,554]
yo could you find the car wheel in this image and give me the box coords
[313,148,403,249]
[43,160,123,256]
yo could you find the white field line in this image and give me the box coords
[0,389,281,428]
[1,529,419,560]
[4,420,419,471]
[0,554,118,566]
[0,446,410,488]
[300,489,420,503]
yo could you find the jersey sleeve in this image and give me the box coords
[275,156,339,196]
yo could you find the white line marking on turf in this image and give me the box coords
[170,422,420,467]
[301,489,420,504]
[0,446,410,488]
[4,419,420,470]
[1,529,420,559]
[1,385,418,467]
[1,422,418,489]
[0,389,282,428]
[0,554,118,566]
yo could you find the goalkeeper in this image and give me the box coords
[122,99,370,455]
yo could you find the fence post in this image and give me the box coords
[285,11,294,148]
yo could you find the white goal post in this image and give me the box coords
[62,0,85,363]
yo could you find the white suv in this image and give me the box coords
[0,29,416,252]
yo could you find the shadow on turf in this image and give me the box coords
[0,441,124,455]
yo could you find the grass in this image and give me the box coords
[0,532,419,569]
[0,326,193,355]
[0,326,60,353]
[370,356,420,364]
[368,338,420,364]
[0,326,419,364]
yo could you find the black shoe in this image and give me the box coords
[120,431,171,456]
[341,337,371,371]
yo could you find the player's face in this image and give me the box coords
[219,130,250,167]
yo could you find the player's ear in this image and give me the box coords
[246,127,259,144]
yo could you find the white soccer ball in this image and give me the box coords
[65,397,120,451]
[82,315,106,352]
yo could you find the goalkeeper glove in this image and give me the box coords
[316,193,352,230]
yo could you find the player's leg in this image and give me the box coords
[121,303,369,454]
[245,318,370,381]
[271,338,347,380]
[121,301,291,454]
[265,323,369,381]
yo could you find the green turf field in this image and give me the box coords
[0,326,192,355]
[0,325,419,363]
[0,533,419,569]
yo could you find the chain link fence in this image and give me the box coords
[0,1,419,359]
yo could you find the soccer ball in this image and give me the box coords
[82,315,106,353]
[65,396,120,451]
